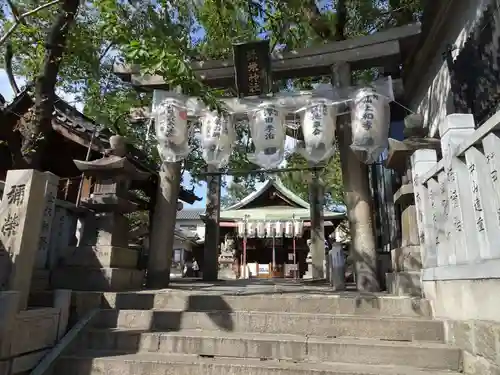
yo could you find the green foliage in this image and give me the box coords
[221,179,257,208]
[280,151,344,208]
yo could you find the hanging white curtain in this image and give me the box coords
[350,88,390,164]
[200,111,236,168]
[297,100,337,164]
[248,103,286,169]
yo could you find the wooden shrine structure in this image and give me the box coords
[216,178,345,279]
[114,22,422,291]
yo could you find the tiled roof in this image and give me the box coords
[177,208,205,220]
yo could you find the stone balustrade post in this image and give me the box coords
[439,114,479,264]
[411,149,437,268]
[468,131,500,260]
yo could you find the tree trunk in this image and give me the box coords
[21,0,80,168]
[332,63,380,292]
[147,161,182,288]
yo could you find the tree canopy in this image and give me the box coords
[0,0,422,199]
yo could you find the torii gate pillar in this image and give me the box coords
[332,62,380,292]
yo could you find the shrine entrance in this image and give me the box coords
[115,22,421,291]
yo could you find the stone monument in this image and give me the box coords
[218,233,236,279]
[51,136,149,291]
[303,239,314,279]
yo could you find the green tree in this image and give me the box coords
[1,0,422,177]
[221,180,256,208]
[281,152,344,208]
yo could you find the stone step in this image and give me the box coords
[76,290,432,317]
[93,310,445,342]
[79,329,461,371]
[55,352,463,375]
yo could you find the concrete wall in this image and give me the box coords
[409,0,495,137]
[409,2,500,373]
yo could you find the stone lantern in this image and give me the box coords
[52,136,150,292]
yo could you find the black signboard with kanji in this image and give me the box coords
[233,40,272,98]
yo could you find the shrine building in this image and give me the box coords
[216,178,346,278]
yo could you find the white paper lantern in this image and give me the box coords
[350,88,390,164]
[248,104,286,169]
[153,98,190,162]
[298,101,337,163]
[275,221,283,237]
[200,111,236,168]
[256,221,266,238]
[284,221,293,238]
[246,221,256,238]
[265,221,273,237]
[293,220,304,237]
[236,221,245,238]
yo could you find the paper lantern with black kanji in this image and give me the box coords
[350,87,390,164]
[248,104,286,169]
[298,101,337,163]
[153,97,190,162]
[200,111,236,168]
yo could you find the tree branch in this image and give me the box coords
[0,0,62,46]
[6,0,26,25]
[335,0,348,41]
[4,42,20,95]
[21,0,80,167]
[299,0,335,40]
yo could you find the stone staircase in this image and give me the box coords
[53,284,463,375]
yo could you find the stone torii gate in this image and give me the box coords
[114,23,421,291]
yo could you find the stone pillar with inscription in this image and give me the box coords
[51,149,149,292]
[32,173,59,292]
[0,170,57,309]
[384,125,441,295]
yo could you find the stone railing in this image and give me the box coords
[412,111,500,281]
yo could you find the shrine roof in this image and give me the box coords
[224,178,310,211]
[177,208,206,220]
[221,178,346,222]
[219,206,345,222]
